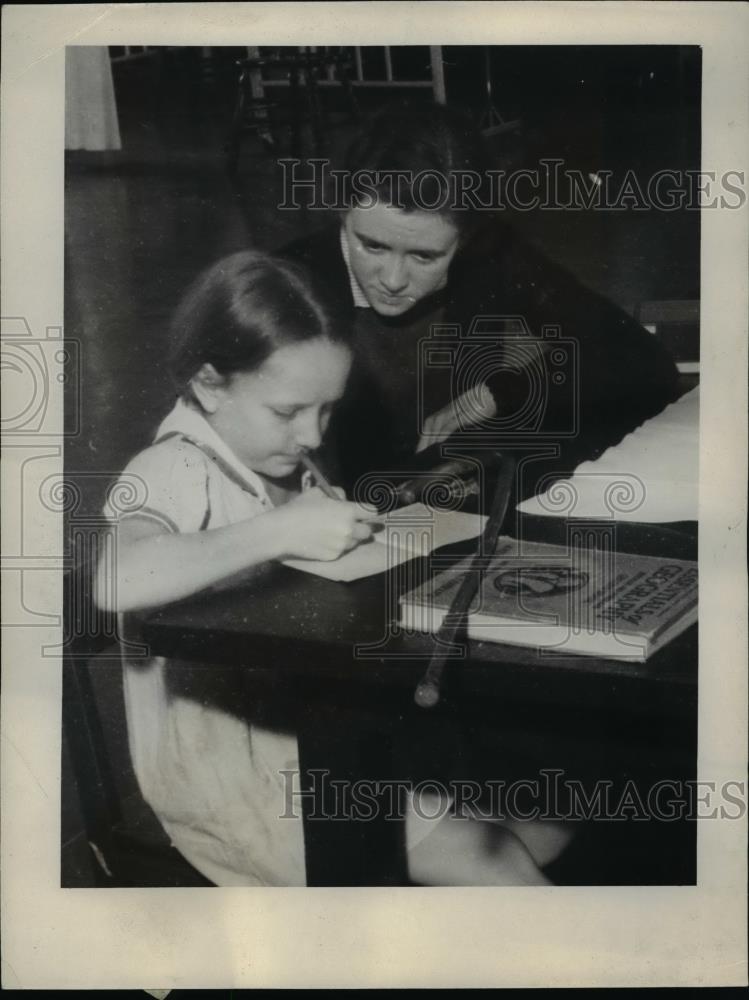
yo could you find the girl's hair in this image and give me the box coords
[340,100,494,237]
[169,251,347,392]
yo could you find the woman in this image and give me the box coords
[282,100,680,497]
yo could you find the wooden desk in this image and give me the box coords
[143,514,697,886]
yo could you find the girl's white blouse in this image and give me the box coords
[104,399,307,886]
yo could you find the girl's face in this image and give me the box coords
[205,337,352,478]
[343,201,460,317]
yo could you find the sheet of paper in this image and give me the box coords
[517,386,699,522]
[284,504,487,582]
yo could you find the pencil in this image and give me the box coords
[300,451,339,500]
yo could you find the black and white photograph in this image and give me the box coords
[2,2,747,990]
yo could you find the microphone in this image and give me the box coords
[414,454,516,709]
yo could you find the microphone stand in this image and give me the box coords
[414,453,517,709]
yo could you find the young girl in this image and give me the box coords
[99,251,560,887]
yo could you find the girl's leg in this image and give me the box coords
[493,817,576,870]
[406,806,552,887]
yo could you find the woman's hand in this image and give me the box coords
[272,487,377,561]
[416,382,497,452]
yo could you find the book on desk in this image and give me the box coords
[399,537,697,661]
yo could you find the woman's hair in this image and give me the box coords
[339,100,494,236]
[169,251,347,392]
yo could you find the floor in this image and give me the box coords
[62,46,699,887]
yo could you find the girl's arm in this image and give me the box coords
[97,489,374,613]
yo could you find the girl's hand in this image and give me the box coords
[272,488,377,561]
[416,382,497,452]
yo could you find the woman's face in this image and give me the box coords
[343,202,460,317]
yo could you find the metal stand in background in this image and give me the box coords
[479,47,521,137]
